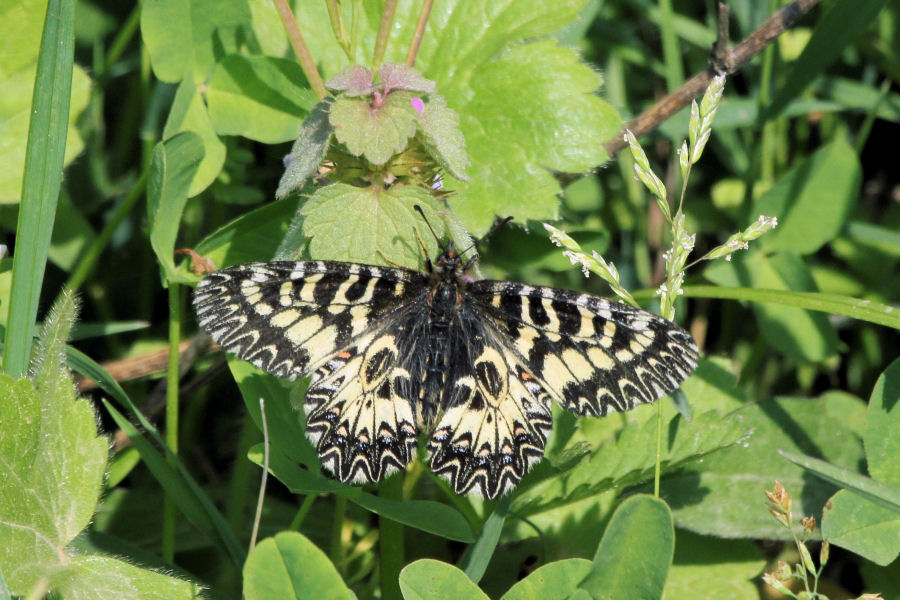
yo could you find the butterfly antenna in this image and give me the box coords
[460,215,513,256]
[413,205,442,245]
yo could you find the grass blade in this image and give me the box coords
[3,0,75,377]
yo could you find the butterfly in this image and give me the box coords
[193,226,699,499]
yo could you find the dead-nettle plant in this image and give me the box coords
[762,482,884,600]
[546,74,778,321]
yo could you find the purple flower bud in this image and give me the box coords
[411,97,425,115]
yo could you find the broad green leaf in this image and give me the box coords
[665,531,764,600]
[206,55,317,144]
[248,447,476,542]
[575,495,673,600]
[228,357,317,467]
[418,95,469,180]
[500,559,592,600]
[0,0,90,205]
[190,197,301,270]
[459,495,510,582]
[663,395,866,539]
[244,532,353,600]
[53,556,201,599]
[147,132,205,283]
[766,0,889,119]
[162,78,225,197]
[0,294,197,598]
[864,357,900,486]
[704,252,839,361]
[329,91,419,165]
[300,183,450,267]
[445,39,619,233]
[513,385,749,517]
[295,0,619,234]
[822,488,900,566]
[860,560,900,600]
[140,0,251,84]
[400,559,489,600]
[246,0,287,57]
[350,493,475,543]
[276,102,333,199]
[753,139,860,255]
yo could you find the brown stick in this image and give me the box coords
[604,0,821,155]
[272,0,327,100]
[406,0,434,67]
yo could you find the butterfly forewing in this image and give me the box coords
[193,261,427,378]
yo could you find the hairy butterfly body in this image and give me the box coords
[193,241,699,499]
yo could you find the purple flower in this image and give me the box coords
[410,97,425,115]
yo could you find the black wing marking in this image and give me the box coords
[304,327,420,484]
[427,314,553,499]
[468,281,698,416]
[193,261,428,379]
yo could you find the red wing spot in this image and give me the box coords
[520,371,532,380]
[338,351,352,359]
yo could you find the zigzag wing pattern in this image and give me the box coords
[193,261,427,379]
[304,328,420,484]
[468,281,699,416]
[428,325,553,499]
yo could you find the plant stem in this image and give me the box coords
[379,475,404,600]
[350,0,363,64]
[653,399,663,497]
[65,170,148,291]
[272,0,327,100]
[289,494,318,531]
[162,283,182,563]
[373,0,398,69]
[406,0,433,67]
[325,0,352,61]
[249,397,269,551]
[330,495,347,565]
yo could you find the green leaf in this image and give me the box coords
[350,493,475,543]
[276,101,333,199]
[162,78,224,197]
[766,0,889,119]
[678,286,900,331]
[459,495,510,582]
[663,395,866,539]
[380,63,437,95]
[780,451,900,515]
[206,55,318,144]
[191,197,301,269]
[248,446,476,542]
[326,64,375,96]
[243,532,354,600]
[329,91,419,165]
[48,193,94,271]
[513,363,750,517]
[2,0,75,378]
[400,559,490,600]
[140,0,251,84]
[575,495,673,600]
[444,39,619,234]
[704,252,839,361]
[0,0,89,205]
[0,294,197,598]
[864,357,900,486]
[147,131,205,283]
[822,488,900,566]
[753,139,860,255]
[300,183,449,267]
[418,95,469,181]
[500,559,592,600]
[664,531,765,600]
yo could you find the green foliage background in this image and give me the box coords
[1,0,899,599]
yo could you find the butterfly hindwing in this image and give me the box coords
[193,261,427,379]
[428,323,553,499]
[305,328,420,483]
[468,281,699,416]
